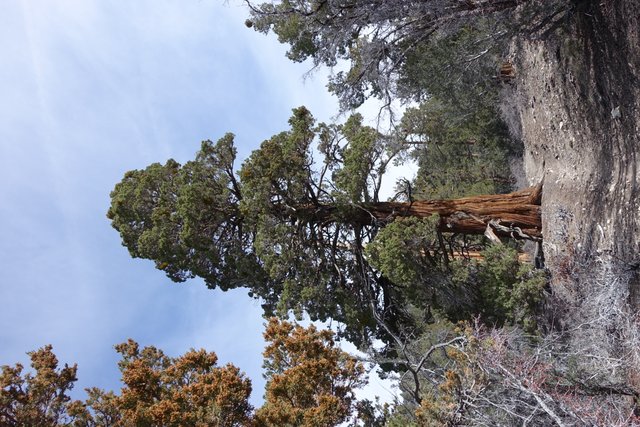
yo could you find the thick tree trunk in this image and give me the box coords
[299,184,542,240]
[454,251,532,262]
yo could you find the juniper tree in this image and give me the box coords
[108,107,541,345]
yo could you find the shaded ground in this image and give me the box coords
[504,0,640,395]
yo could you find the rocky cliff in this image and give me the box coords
[505,0,640,401]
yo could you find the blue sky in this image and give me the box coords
[0,0,403,407]
[0,0,353,402]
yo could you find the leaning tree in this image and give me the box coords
[108,107,540,345]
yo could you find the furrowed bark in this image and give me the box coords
[297,184,543,240]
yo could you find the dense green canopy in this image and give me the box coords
[108,108,408,344]
[108,107,541,345]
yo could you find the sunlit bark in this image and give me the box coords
[297,184,543,240]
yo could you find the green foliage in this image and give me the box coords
[364,216,473,322]
[477,245,547,331]
[248,1,327,64]
[367,220,484,325]
[477,245,522,322]
[366,8,542,332]
[240,107,316,217]
[350,398,391,427]
[108,59,538,350]
[402,98,514,200]
[366,217,439,287]
[333,114,381,203]
[375,320,464,425]
[246,1,523,110]
[107,135,264,292]
[109,107,411,347]
[367,221,546,331]
[108,0,543,351]
[397,22,505,111]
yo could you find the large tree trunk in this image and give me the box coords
[299,184,542,240]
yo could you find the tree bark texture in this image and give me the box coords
[298,184,543,240]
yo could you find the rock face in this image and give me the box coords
[505,1,640,395]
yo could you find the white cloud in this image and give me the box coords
[0,0,414,408]
[0,0,330,403]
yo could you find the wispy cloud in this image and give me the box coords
[0,0,342,403]
[0,0,405,408]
